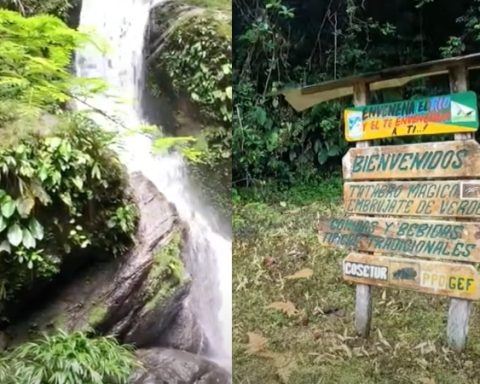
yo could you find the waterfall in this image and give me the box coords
[74,0,232,372]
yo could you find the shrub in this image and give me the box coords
[0,9,104,111]
[0,0,79,21]
[0,330,136,384]
[0,111,137,300]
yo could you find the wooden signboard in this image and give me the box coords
[318,216,480,262]
[344,180,480,218]
[342,140,480,180]
[343,253,480,300]
[344,91,478,142]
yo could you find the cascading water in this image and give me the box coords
[75,0,232,372]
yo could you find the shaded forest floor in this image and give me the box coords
[233,178,480,384]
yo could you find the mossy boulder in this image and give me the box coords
[145,0,231,164]
[4,173,196,350]
[144,1,232,224]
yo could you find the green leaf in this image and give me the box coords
[72,176,84,191]
[222,64,232,74]
[29,218,44,240]
[225,86,232,100]
[328,145,340,156]
[1,197,16,218]
[46,137,62,149]
[60,193,72,207]
[22,229,36,249]
[31,182,52,205]
[7,224,23,247]
[0,216,6,233]
[16,196,35,218]
[254,107,267,126]
[318,151,329,165]
[0,240,11,254]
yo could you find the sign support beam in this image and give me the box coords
[353,82,373,338]
[448,64,473,352]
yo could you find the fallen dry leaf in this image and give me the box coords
[267,301,298,316]
[285,268,313,280]
[245,332,267,354]
[257,352,297,384]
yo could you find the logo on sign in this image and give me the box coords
[393,267,417,281]
[346,110,364,139]
[451,100,476,123]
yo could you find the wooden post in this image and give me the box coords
[447,64,473,351]
[352,82,373,337]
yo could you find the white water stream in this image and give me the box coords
[75,0,232,371]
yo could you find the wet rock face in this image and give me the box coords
[5,172,196,350]
[68,0,83,28]
[146,0,197,57]
[131,348,230,384]
[157,304,207,354]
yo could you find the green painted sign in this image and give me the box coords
[344,91,479,141]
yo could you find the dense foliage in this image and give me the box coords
[150,13,232,164]
[0,9,103,111]
[0,0,78,20]
[0,112,136,300]
[0,330,136,384]
[233,0,480,184]
[0,10,137,301]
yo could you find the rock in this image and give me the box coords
[131,348,230,384]
[67,0,83,28]
[146,1,199,57]
[6,172,192,349]
[157,304,206,354]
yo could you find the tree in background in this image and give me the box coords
[233,0,480,185]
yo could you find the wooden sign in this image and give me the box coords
[344,91,478,142]
[318,216,480,262]
[342,140,480,180]
[343,253,480,300]
[344,180,480,218]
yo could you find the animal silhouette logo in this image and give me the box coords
[393,267,417,281]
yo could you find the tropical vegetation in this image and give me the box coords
[233,0,480,184]
[0,3,140,383]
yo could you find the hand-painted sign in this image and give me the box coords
[344,180,480,218]
[318,216,480,262]
[344,91,479,142]
[343,253,480,300]
[342,140,480,180]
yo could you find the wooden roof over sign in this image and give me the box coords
[279,53,480,112]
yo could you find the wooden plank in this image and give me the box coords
[448,64,473,352]
[352,82,373,338]
[344,180,480,218]
[448,299,471,351]
[344,91,478,142]
[343,253,480,300]
[342,140,480,180]
[318,216,480,262]
[279,53,480,111]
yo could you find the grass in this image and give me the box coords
[233,177,480,383]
